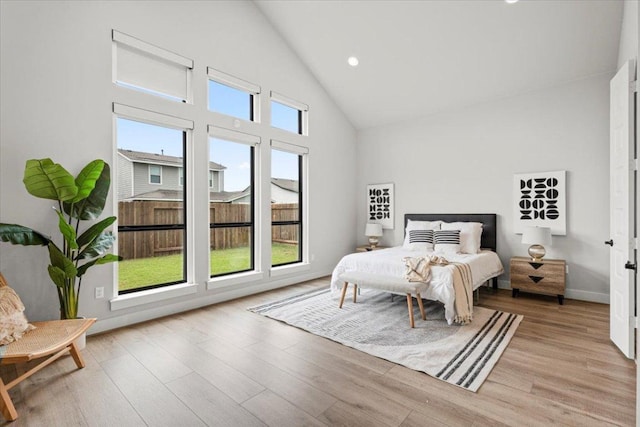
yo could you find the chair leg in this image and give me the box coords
[339,282,348,308]
[0,377,17,421]
[69,341,86,369]
[416,293,426,320]
[406,294,415,328]
[353,284,358,303]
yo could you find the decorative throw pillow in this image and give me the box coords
[434,229,461,254]
[402,220,442,249]
[0,283,35,346]
[407,229,434,251]
[441,222,483,254]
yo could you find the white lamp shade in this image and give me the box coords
[521,226,552,246]
[365,223,383,237]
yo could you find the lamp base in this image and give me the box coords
[528,244,546,262]
[368,236,379,248]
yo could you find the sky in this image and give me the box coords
[117,80,300,191]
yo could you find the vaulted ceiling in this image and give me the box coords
[254,0,624,130]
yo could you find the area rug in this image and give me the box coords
[249,287,523,392]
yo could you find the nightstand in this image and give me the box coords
[510,256,566,304]
[356,245,388,253]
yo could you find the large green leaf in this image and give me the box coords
[47,265,66,288]
[71,160,105,203]
[77,232,115,260]
[23,159,78,201]
[0,223,50,246]
[77,254,122,277]
[55,210,78,250]
[76,216,116,248]
[47,242,77,278]
[64,162,110,220]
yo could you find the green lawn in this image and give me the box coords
[118,243,299,291]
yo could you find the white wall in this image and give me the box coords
[357,74,612,302]
[0,1,357,328]
[617,0,639,70]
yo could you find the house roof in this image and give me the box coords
[118,149,225,170]
[271,178,299,193]
[121,189,248,203]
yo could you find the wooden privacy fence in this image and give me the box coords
[118,201,299,260]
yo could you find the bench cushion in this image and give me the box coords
[338,272,428,294]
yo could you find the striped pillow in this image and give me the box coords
[407,229,434,251]
[434,229,461,254]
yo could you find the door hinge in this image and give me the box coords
[636,317,640,329]
[632,80,638,93]
[635,158,639,171]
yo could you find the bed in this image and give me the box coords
[330,214,504,325]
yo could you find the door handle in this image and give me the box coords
[605,240,614,246]
[624,261,636,271]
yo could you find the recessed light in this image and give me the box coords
[347,56,359,67]
[505,0,519,3]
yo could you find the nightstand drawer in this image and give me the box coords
[510,272,564,294]
[510,256,566,303]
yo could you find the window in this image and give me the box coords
[208,68,260,122]
[271,140,307,266]
[114,104,192,294]
[178,167,183,186]
[149,165,162,184]
[271,91,308,135]
[112,30,193,103]
[208,126,259,277]
[208,170,216,189]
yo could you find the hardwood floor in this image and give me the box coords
[0,277,635,426]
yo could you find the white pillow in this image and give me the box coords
[434,229,461,254]
[441,222,483,254]
[402,220,442,249]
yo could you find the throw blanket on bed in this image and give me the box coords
[451,262,474,325]
[402,255,449,283]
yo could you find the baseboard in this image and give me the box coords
[90,268,334,335]
[496,279,609,304]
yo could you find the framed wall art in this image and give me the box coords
[513,170,566,235]
[367,183,394,229]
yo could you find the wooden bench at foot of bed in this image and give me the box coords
[338,272,428,328]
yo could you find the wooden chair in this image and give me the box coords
[0,273,95,421]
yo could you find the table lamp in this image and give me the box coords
[521,226,552,261]
[365,223,383,248]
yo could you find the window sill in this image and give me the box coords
[110,282,198,311]
[207,271,264,290]
[270,262,310,277]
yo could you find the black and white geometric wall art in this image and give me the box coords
[513,170,566,235]
[367,183,394,229]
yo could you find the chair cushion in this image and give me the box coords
[0,285,35,346]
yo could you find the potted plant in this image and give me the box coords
[0,158,121,319]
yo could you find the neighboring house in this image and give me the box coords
[117,149,225,201]
[117,149,298,203]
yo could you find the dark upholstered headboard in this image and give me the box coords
[404,214,497,252]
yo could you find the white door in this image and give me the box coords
[609,59,636,359]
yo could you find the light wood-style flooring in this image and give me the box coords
[0,277,635,426]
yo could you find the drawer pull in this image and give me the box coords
[528,276,543,283]
[528,262,543,270]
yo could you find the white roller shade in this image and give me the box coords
[113,30,193,102]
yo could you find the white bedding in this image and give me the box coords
[330,247,504,324]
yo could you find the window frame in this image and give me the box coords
[207,125,261,279]
[270,139,309,268]
[113,103,193,295]
[270,91,309,136]
[207,67,261,123]
[149,164,162,185]
[112,30,194,103]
